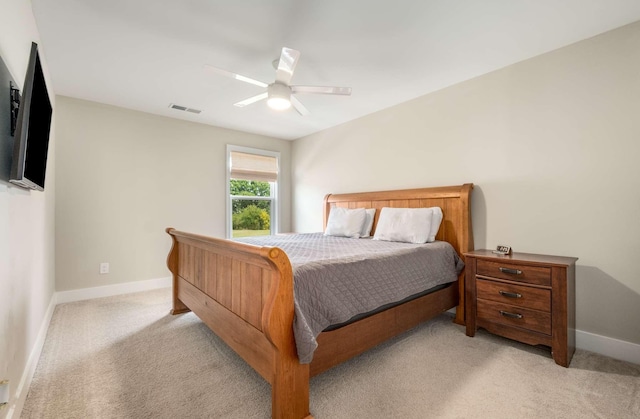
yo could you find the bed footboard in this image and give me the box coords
[166,228,312,419]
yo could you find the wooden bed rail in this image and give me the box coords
[166,228,311,419]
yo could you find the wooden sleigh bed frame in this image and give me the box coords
[166,183,473,418]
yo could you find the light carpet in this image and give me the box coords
[22,288,640,418]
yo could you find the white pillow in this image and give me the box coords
[427,207,443,243]
[373,207,433,244]
[325,207,367,238]
[360,208,376,238]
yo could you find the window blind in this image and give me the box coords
[230,151,278,182]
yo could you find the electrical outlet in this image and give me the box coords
[99,262,109,274]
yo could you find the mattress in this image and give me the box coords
[235,233,464,363]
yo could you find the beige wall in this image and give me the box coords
[292,22,640,344]
[0,1,56,416]
[55,97,291,291]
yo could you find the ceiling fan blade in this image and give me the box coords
[290,96,310,116]
[291,85,352,95]
[275,47,300,85]
[204,64,268,88]
[234,92,268,107]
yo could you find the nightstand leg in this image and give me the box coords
[465,256,477,336]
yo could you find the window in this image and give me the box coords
[227,145,279,238]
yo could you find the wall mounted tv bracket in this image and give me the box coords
[10,81,20,136]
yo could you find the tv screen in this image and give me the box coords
[10,42,52,191]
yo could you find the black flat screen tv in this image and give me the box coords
[10,42,52,191]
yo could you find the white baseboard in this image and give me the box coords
[55,276,171,304]
[576,329,640,366]
[8,277,171,418]
[448,307,639,365]
[6,293,57,419]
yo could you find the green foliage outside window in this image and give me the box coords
[230,179,271,213]
[230,179,272,234]
[232,205,270,231]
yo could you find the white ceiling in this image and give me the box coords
[32,0,640,140]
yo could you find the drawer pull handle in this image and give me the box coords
[499,267,522,275]
[499,290,522,298]
[499,310,523,319]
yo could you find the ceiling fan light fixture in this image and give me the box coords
[267,96,291,110]
[267,83,292,111]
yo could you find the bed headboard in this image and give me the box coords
[323,183,474,259]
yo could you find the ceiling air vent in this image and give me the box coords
[169,103,202,114]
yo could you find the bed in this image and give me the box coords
[166,183,473,419]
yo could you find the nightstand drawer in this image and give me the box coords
[477,299,551,335]
[477,279,551,312]
[477,259,551,286]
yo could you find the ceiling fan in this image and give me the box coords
[205,47,351,116]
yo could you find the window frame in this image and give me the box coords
[226,145,280,239]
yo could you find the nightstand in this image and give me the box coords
[464,250,578,367]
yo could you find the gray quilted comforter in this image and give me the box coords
[235,233,464,363]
